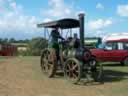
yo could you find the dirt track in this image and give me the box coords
[0,57,128,96]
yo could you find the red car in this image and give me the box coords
[90,39,128,65]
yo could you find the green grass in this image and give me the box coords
[101,62,128,83]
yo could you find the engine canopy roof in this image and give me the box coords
[37,18,80,29]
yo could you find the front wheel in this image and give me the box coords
[121,57,128,66]
[40,48,57,78]
[90,57,103,82]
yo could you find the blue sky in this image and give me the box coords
[0,0,128,39]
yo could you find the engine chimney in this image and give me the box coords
[79,13,85,47]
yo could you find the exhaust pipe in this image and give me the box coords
[79,13,85,47]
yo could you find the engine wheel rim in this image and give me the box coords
[64,58,81,84]
[41,49,56,77]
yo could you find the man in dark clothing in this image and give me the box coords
[50,28,64,60]
[51,28,64,43]
[73,33,80,48]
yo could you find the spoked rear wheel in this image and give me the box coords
[64,58,81,84]
[40,48,57,78]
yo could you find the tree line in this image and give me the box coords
[0,38,30,45]
[0,37,48,56]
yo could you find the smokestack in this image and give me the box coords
[79,13,85,47]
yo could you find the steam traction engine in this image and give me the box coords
[37,14,103,84]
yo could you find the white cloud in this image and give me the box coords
[88,19,113,30]
[96,3,104,9]
[0,0,84,39]
[0,0,40,39]
[42,0,81,18]
[47,0,72,17]
[117,4,128,17]
[43,18,52,23]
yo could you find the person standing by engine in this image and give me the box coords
[50,28,64,60]
[73,33,80,48]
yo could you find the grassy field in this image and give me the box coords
[0,56,128,96]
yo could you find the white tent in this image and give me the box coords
[103,33,128,42]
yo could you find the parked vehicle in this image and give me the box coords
[90,39,128,66]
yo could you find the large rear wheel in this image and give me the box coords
[40,48,57,78]
[64,58,82,84]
